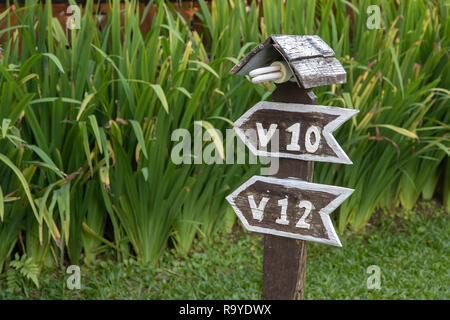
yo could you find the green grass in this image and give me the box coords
[1,200,448,300]
[0,0,448,273]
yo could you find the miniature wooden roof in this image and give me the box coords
[230,35,347,89]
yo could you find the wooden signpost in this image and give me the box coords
[233,101,359,164]
[227,35,357,300]
[226,176,353,247]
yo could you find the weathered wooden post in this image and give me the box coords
[227,35,358,300]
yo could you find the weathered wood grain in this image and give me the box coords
[225,175,353,247]
[230,35,347,89]
[290,57,347,88]
[271,35,335,60]
[233,101,359,164]
[261,83,315,301]
[262,233,307,300]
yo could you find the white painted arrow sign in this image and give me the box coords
[226,176,354,246]
[234,101,359,164]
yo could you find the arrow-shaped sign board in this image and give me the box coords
[234,101,359,164]
[226,176,354,246]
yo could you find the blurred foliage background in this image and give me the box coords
[0,0,448,284]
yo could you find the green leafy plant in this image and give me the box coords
[0,0,447,283]
[8,253,40,289]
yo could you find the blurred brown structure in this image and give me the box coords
[0,1,203,43]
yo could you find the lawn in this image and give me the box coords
[1,200,448,300]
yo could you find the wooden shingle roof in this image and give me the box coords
[230,35,346,89]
